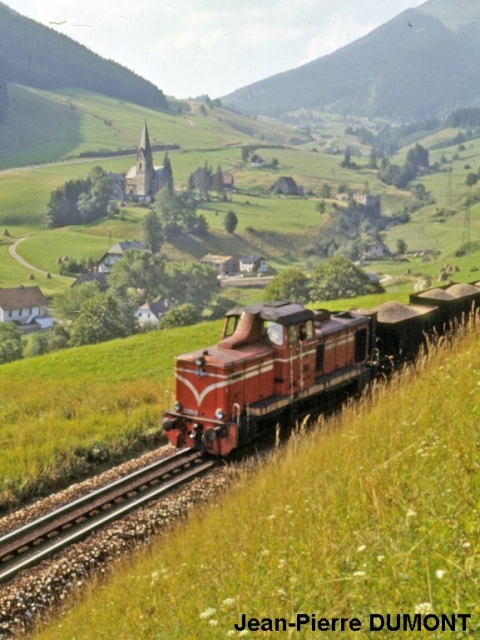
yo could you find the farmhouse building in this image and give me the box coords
[200,254,239,276]
[239,255,268,274]
[271,176,303,196]
[72,271,109,291]
[98,241,146,273]
[125,122,171,202]
[134,299,174,328]
[353,193,381,218]
[363,241,392,260]
[250,154,265,168]
[0,286,52,328]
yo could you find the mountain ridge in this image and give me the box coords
[223,0,480,121]
[0,2,168,122]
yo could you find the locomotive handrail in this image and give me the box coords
[232,402,241,425]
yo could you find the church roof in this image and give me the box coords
[139,121,152,153]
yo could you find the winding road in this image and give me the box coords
[8,237,50,276]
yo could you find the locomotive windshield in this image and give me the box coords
[264,321,284,346]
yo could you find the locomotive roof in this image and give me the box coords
[224,301,314,326]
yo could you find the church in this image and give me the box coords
[124,122,171,202]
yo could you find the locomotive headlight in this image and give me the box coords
[215,408,225,420]
[194,356,205,367]
[173,401,182,412]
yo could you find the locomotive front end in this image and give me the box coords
[163,345,275,456]
[163,307,276,456]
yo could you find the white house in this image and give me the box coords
[0,286,53,327]
[239,255,268,274]
[134,299,173,328]
[363,242,392,260]
[250,154,265,168]
[98,241,146,273]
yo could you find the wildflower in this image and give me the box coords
[353,571,366,577]
[377,555,385,562]
[406,509,417,518]
[150,571,159,584]
[226,631,235,637]
[209,619,219,626]
[238,630,250,637]
[222,598,235,607]
[357,545,366,552]
[199,607,217,620]
[415,602,434,615]
[435,569,446,579]
[277,588,287,597]
[266,514,276,520]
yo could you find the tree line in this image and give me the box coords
[0,3,168,113]
[264,257,384,304]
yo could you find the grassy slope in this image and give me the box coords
[33,321,480,639]
[0,320,221,509]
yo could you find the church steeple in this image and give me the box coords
[138,120,152,155]
[136,120,154,198]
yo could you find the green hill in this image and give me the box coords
[0,2,168,120]
[223,0,480,121]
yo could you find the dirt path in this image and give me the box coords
[8,236,49,276]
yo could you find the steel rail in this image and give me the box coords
[0,449,216,583]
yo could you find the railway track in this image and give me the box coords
[0,448,217,584]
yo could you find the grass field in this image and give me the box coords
[32,317,480,639]
[0,319,222,509]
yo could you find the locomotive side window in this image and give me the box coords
[355,328,367,362]
[223,315,239,338]
[265,321,284,346]
[288,326,297,345]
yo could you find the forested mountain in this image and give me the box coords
[0,2,168,124]
[223,0,480,121]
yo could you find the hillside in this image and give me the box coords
[32,318,480,638]
[0,2,168,120]
[223,0,480,121]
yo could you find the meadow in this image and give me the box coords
[0,320,221,509]
[32,315,480,639]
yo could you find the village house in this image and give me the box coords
[0,286,53,328]
[270,176,303,196]
[124,122,171,202]
[353,193,381,218]
[200,253,239,276]
[239,255,268,274]
[363,241,392,260]
[222,172,234,191]
[98,241,146,273]
[250,154,265,168]
[134,299,174,328]
[72,271,109,291]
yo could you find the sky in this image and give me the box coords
[3,0,426,99]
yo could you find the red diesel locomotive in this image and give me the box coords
[162,301,374,456]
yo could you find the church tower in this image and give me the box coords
[136,121,154,199]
